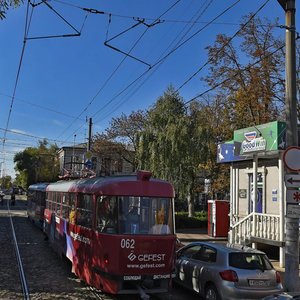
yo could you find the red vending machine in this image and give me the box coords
[207,200,230,237]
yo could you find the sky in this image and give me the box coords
[0,0,298,178]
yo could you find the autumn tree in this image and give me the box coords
[198,16,286,194]
[14,139,59,187]
[204,16,285,129]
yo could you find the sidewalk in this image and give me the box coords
[176,227,228,242]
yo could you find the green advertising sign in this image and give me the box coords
[233,121,286,154]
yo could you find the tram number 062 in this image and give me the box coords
[121,239,135,249]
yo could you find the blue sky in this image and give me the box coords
[0,0,297,178]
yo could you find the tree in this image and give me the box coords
[0,175,12,190]
[0,0,23,20]
[105,110,147,169]
[198,16,286,195]
[14,139,59,187]
[137,85,208,216]
[203,16,284,128]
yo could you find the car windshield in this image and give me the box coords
[229,252,273,270]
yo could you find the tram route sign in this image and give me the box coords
[285,174,300,188]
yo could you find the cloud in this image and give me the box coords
[10,128,29,135]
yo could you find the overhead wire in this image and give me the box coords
[1,92,85,120]
[0,127,74,145]
[57,0,182,141]
[1,0,32,175]
[94,0,216,124]
[176,0,271,93]
[91,0,241,124]
[183,40,285,106]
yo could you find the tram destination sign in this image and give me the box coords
[285,174,300,188]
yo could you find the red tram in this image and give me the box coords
[43,171,176,296]
[27,183,49,229]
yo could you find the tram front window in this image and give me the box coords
[96,196,173,235]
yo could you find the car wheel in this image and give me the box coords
[205,284,220,300]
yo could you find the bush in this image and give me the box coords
[175,211,208,229]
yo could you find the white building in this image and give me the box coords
[218,121,289,267]
[57,143,134,178]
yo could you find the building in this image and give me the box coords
[218,121,288,267]
[57,143,134,178]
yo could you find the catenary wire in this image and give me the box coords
[176,0,271,92]
[57,0,182,141]
[90,0,240,124]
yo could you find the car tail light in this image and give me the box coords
[275,271,281,283]
[219,270,239,282]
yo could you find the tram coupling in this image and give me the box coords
[136,285,150,300]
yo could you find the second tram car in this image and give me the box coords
[27,182,48,229]
[43,171,176,296]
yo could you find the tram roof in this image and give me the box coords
[28,182,49,191]
[46,172,175,198]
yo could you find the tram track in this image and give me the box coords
[0,197,177,300]
[0,199,115,299]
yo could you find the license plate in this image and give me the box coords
[248,279,270,287]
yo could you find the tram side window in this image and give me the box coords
[56,192,62,217]
[68,193,76,224]
[61,193,69,219]
[76,194,92,229]
[96,196,117,233]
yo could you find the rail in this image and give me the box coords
[8,202,30,299]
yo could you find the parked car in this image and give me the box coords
[174,242,283,300]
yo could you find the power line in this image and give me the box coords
[56,0,182,141]
[91,0,241,124]
[176,0,271,93]
[0,127,73,145]
[0,92,85,120]
[184,39,285,106]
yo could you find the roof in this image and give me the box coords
[46,172,175,198]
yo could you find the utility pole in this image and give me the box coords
[87,118,92,151]
[278,0,299,292]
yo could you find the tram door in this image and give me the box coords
[248,173,263,214]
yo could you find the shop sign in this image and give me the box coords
[241,131,266,153]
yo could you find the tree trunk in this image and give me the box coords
[187,192,195,217]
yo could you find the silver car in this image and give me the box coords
[174,242,283,300]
